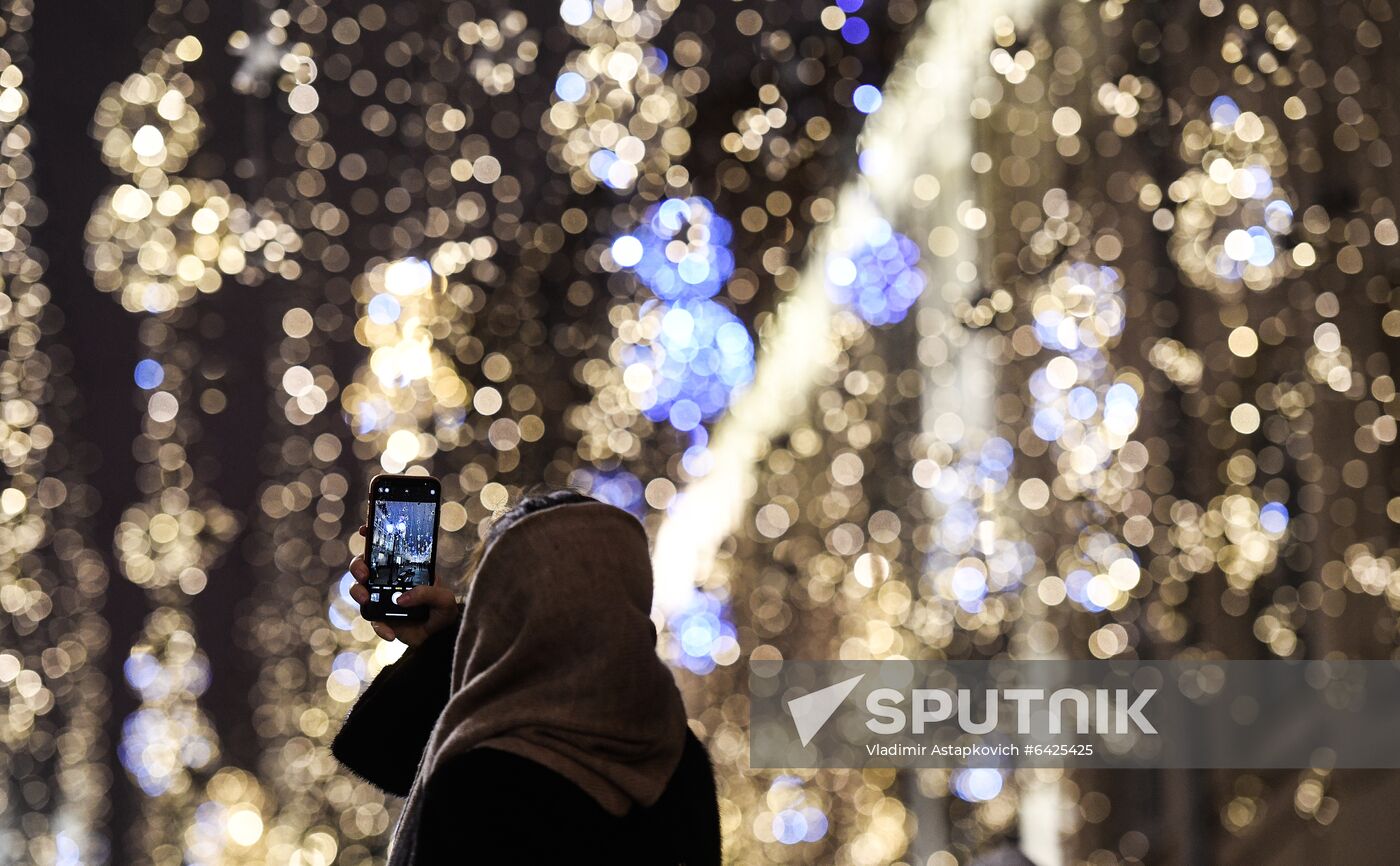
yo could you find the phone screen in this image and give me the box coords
[366,476,440,620]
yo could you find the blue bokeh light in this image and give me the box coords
[857,147,880,175]
[767,779,829,844]
[621,197,735,301]
[134,359,164,390]
[1104,382,1138,410]
[852,84,882,114]
[980,437,1015,476]
[1260,501,1289,534]
[588,148,630,189]
[773,809,808,845]
[328,599,355,630]
[1067,386,1097,420]
[1210,95,1240,127]
[578,468,646,516]
[1246,226,1276,266]
[668,588,737,675]
[669,399,703,432]
[626,300,755,424]
[681,433,713,478]
[954,768,1005,802]
[1103,382,1140,431]
[1248,165,1274,199]
[841,17,870,44]
[951,566,988,608]
[55,834,80,866]
[367,293,402,325]
[554,71,587,102]
[1032,408,1065,442]
[1065,568,1104,612]
[611,196,753,437]
[825,220,925,325]
[338,573,358,603]
[123,653,159,692]
[1264,199,1293,231]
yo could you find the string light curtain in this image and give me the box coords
[0,3,110,864]
[2,0,1396,864]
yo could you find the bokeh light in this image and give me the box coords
[5,0,1397,864]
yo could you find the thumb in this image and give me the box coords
[397,585,453,608]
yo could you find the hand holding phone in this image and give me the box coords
[345,474,458,645]
[347,528,458,645]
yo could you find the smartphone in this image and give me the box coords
[362,473,441,623]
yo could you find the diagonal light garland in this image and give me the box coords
[652,0,1045,613]
[650,1,1057,862]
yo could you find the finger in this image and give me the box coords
[349,556,370,582]
[358,524,368,537]
[395,586,429,606]
[372,623,396,642]
[349,583,369,605]
[397,586,454,609]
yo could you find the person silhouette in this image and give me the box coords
[333,490,720,864]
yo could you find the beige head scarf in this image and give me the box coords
[392,500,688,857]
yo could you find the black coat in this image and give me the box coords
[332,620,722,865]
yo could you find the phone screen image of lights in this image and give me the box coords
[369,498,437,591]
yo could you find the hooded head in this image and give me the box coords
[412,492,688,818]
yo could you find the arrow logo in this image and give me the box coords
[787,674,865,746]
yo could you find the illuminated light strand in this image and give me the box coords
[246,279,403,865]
[1025,261,1143,616]
[560,0,706,487]
[344,256,478,474]
[865,0,1056,859]
[652,0,1044,614]
[86,38,301,313]
[1167,102,1301,298]
[983,3,1395,856]
[556,0,755,683]
[547,0,754,683]
[87,31,294,863]
[649,199,846,614]
[242,22,409,864]
[545,0,690,193]
[609,196,756,444]
[243,3,547,858]
[652,0,1053,861]
[0,3,110,862]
